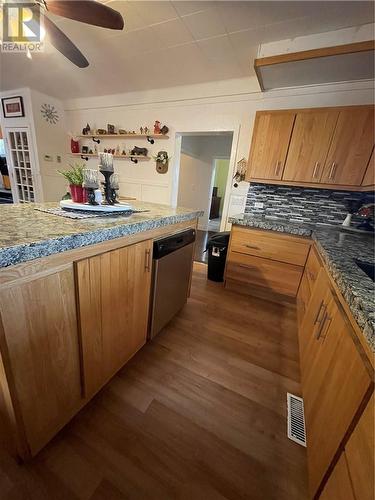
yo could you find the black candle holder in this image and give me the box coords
[100,169,114,205]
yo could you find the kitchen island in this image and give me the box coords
[0,201,202,460]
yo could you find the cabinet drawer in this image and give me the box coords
[230,226,310,266]
[305,246,322,290]
[226,252,303,297]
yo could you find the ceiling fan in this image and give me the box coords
[34,0,124,68]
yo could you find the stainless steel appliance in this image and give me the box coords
[148,229,196,339]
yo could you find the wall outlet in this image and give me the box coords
[44,154,53,162]
[254,202,264,208]
[56,155,62,163]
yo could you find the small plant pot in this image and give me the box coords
[70,184,87,203]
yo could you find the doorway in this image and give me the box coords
[175,132,233,262]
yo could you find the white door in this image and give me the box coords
[5,128,40,203]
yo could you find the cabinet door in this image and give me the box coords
[283,110,338,183]
[76,240,152,398]
[0,266,82,456]
[247,112,295,181]
[321,107,374,185]
[319,453,356,500]
[361,148,374,187]
[345,393,374,500]
[302,281,372,496]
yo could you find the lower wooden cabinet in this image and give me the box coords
[320,394,374,500]
[299,267,373,497]
[319,453,356,500]
[345,393,374,500]
[0,265,83,456]
[225,226,310,298]
[76,239,152,398]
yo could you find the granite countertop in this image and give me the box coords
[230,214,375,353]
[0,201,203,268]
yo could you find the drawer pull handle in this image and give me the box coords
[145,249,151,272]
[328,162,337,180]
[274,161,281,176]
[244,244,260,250]
[238,264,255,270]
[312,161,320,178]
[316,312,332,341]
[314,300,326,325]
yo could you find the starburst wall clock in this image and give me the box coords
[41,104,59,125]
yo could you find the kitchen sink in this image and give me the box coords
[354,259,375,282]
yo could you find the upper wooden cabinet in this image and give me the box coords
[76,239,152,398]
[282,110,339,183]
[320,107,375,185]
[246,111,295,181]
[362,147,374,187]
[246,105,374,190]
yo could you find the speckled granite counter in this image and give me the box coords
[230,214,375,352]
[0,201,203,269]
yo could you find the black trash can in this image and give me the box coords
[206,232,230,282]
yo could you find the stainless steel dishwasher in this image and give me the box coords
[148,228,196,339]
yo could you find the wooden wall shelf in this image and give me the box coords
[77,134,169,140]
[69,153,150,163]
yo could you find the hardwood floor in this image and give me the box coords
[0,262,307,500]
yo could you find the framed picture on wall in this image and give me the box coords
[2,96,24,118]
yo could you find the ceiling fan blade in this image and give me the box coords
[44,15,89,68]
[46,1,124,30]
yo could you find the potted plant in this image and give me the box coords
[58,163,86,203]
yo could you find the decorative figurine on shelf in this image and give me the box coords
[144,126,149,134]
[82,123,91,135]
[70,137,79,153]
[119,129,126,135]
[94,144,98,154]
[107,124,116,134]
[132,130,136,134]
[97,129,107,135]
[88,149,93,154]
[83,168,99,205]
[160,125,169,135]
[81,146,89,154]
[154,121,161,134]
[131,146,148,156]
[140,126,143,134]
[99,152,115,205]
[116,145,120,156]
[122,149,126,156]
[153,151,169,174]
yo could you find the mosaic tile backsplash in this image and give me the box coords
[245,183,375,225]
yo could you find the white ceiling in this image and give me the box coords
[0,1,374,99]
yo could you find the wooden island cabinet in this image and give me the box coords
[0,218,197,461]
